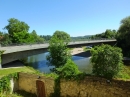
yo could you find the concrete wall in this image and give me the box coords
[17,73,130,97]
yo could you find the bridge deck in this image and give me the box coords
[0,40,116,54]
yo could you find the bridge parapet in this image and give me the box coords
[0,39,116,54]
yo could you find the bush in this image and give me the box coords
[56,59,84,80]
[91,44,123,79]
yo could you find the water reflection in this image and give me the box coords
[28,52,92,74]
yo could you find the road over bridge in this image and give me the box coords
[0,39,116,65]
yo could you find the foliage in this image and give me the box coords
[40,35,51,41]
[50,77,60,97]
[0,32,12,46]
[3,18,44,44]
[91,44,123,79]
[91,29,117,39]
[71,35,92,41]
[46,36,71,68]
[13,31,35,44]
[0,50,5,67]
[31,30,44,43]
[56,59,85,80]
[4,18,29,38]
[116,16,130,57]
[53,30,70,42]
[0,73,18,94]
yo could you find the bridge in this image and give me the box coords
[0,39,116,66]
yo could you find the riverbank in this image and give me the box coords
[71,47,91,57]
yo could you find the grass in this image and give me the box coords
[0,93,22,97]
[114,65,130,80]
[0,90,37,97]
[0,66,36,77]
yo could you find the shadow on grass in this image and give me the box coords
[15,90,37,97]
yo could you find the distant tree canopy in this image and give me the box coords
[91,29,117,39]
[40,35,52,41]
[53,30,70,42]
[116,16,130,57]
[0,31,12,45]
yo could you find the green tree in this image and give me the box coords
[46,36,71,68]
[53,30,70,42]
[0,32,12,46]
[4,18,30,43]
[91,29,117,39]
[117,16,130,57]
[4,18,29,36]
[13,31,35,44]
[31,30,44,43]
[91,44,123,79]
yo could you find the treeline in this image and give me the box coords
[71,35,92,41]
[91,29,117,39]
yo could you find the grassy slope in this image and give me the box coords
[114,65,130,80]
[0,66,36,77]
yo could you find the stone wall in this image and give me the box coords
[18,72,54,97]
[60,76,130,97]
[18,73,130,97]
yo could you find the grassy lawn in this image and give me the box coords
[114,65,130,80]
[0,66,36,77]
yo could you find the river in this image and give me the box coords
[27,52,92,74]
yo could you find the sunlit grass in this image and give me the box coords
[114,65,130,80]
[0,93,22,97]
[0,66,36,77]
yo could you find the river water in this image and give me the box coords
[27,52,92,74]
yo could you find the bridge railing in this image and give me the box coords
[0,38,116,47]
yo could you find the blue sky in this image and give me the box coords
[0,0,130,36]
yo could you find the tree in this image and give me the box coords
[53,30,70,42]
[117,16,130,57]
[91,44,123,79]
[91,29,117,39]
[4,18,30,43]
[31,30,44,43]
[46,36,71,68]
[0,31,12,46]
[40,35,52,41]
[13,31,35,44]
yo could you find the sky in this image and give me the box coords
[0,0,130,37]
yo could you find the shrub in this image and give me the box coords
[91,44,123,79]
[56,59,84,79]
